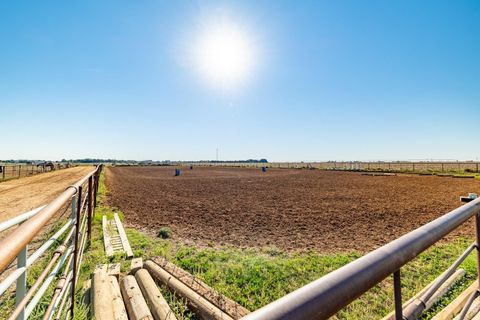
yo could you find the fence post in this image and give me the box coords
[2,166,4,180]
[88,176,93,243]
[393,270,402,320]
[72,186,82,317]
[93,174,98,208]
[19,165,22,178]
[15,246,28,320]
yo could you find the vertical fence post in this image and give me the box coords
[93,173,98,209]
[71,186,82,317]
[393,270,402,320]
[69,191,78,318]
[88,176,93,243]
[18,165,21,178]
[475,213,480,290]
[1,166,4,180]
[15,245,28,320]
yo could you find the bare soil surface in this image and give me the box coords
[106,166,480,253]
[0,166,93,223]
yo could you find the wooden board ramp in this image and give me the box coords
[102,213,134,258]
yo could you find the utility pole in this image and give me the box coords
[216,147,219,161]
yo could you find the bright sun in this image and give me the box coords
[193,19,256,91]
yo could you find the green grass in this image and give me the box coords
[1,168,478,319]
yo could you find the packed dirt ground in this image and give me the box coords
[0,166,94,223]
[106,166,480,253]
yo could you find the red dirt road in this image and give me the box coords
[106,166,480,252]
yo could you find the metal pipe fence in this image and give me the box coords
[0,163,74,182]
[240,197,480,320]
[0,165,102,319]
[182,161,480,173]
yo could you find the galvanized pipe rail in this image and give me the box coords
[0,165,102,319]
[241,197,480,320]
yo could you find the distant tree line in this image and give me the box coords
[62,158,269,164]
[194,159,268,163]
[61,158,135,164]
[1,158,269,164]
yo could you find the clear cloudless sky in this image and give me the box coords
[1,0,479,161]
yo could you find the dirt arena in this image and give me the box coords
[106,166,480,252]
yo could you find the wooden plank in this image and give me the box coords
[114,213,134,258]
[152,257,250,318]
[95,264,108,274]
[109,275,129,320]
[432,281,478,320]
[454,295,480,320]
[82,279,92,306]
[102,215,114,257]
[145,260,234,320]
[120,275,154,320]
[107,263,121,279]
[135,269,178,320]
[130,258,143,275]
[471,302,480,320]
[92,268,115,320]
[96,263,120,278]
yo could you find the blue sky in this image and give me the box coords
[1,1,479,161]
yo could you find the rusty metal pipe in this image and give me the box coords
[44,250,75,320]
[241,197,480,320]
[0,167,98,273]
[7,226,74,320]
[43,277,65,320]
[54,271,73,320]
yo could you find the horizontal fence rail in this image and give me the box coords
[0,165,102,320]
[240,197,480,320]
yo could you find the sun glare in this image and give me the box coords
[193,18,256,92]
